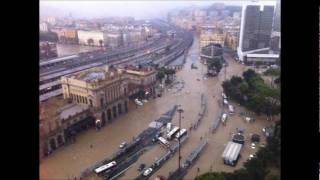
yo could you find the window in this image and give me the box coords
[100,98,104,106]
[89,99,93,106]
[85,97,88,104]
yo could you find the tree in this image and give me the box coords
[243,69,257,82]
[207,57,223,75]
[99,40,103,47]
[195,172,226,180]
[87,38,94,46]
[244,158,269,180]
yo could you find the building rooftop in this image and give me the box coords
[122,65,154,73]
[39,96,69,122]
[40,96,89,123]
[60,104,89,120]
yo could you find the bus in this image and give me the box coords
[158,136,170,147]
[175,129,187,140]
[94,161,117,174]
[167,126,180,140]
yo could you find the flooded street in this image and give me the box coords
[40,36,272,180]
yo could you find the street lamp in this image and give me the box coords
[177,106,184,171]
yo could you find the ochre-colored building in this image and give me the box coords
[58,28,78,44]
[61,65,156,126]
[199,28,226,49]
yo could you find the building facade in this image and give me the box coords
[39,22,49,32]
[77,30,108,47]
[225,32,239,51]
[58,28,78,44]
[199,28,226,48]
[61,65,157,126]
[238,4,275,61]
[39,97,94,161]
[39,42,58,60]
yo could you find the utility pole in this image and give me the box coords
[177,106,184,172]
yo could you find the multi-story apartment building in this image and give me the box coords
[199,28,226,48]
[237,3,275,61]
[225,32,239,51]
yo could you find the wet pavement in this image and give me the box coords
[40,36,273,180]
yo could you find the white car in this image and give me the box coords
[223,99,228,105]
[249,154,254,160]
[135,99,143,106]
[221,113,228,123]
[143,168,153,176]
[142,99,148,103]
[119,142,127,149]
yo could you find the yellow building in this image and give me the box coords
[61,65,156,125]
[199,28,226,49]
[225,32,239,51]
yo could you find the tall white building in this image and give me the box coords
[237,2,275,61]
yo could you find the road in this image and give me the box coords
[40,36,272,180]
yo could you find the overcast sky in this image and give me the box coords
[40,0,276,20]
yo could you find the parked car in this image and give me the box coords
[223,99,229,105]
[143,168,153,176]
[119,142,127,149]
[135,99,143,106]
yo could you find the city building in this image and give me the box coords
[39,97,94,161]
[57,28,78,44]
[199,27,225,48]
[237,3,275,61]
[273,0,281,32]
[46,16,56,25]
[106,32,123,48]
[245,53,279,64]
[270,31,280,52]
[40,41,58,60]
[77,30,108,46]
[200,43,223,76]
[39,66,156,160]
[225,32,239,51]
[61,65,156,127]
[39,22,50,32]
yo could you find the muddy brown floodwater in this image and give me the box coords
[40,36,273,180]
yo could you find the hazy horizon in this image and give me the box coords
[40,0,276,20]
